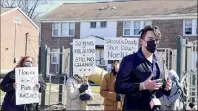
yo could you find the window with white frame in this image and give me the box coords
[100,21,107,28]
[51,49,60,64]
[123,20,152,36]
[60,23,68,36]
[52,22,75,37]
[69,23,75,35]
[99,50,105,65]
[134,21,141,35]
[183,19,197,36]
[96,49,105,65]
[90,22,97,28]
[52,23,59,36]
[123,21,131,36]
[144,21,152,27]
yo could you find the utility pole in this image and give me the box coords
[13,17,21,63]
[25,32,29,56]
[13,23,17,63]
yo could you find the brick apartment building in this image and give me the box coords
[40,0,197,73]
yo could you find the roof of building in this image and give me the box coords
[1,7,39,30]
[40,0,197,21]
[1,8,14,15]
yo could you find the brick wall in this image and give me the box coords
[117,21,123,37]
[41,19,197,73]
[41,22,80,49]
[153,19,183,49]
[153,19,196,49]
[116,19,197,49]
[41,22,80,73]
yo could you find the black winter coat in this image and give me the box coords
[115,49,171,111]
[0,69,46,111]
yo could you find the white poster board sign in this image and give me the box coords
[73,39,96,76]
[15,67,39,105]
[104,38,139,60]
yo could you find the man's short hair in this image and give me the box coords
[139,25,161,40]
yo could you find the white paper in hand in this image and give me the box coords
[150,98,161,109]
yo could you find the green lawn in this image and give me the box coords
[90,86,100,93]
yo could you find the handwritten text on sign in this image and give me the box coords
[104,38,139,60]
[73,39,96,76]
[15,67,39,105]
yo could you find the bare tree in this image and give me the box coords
[1,0,48,19]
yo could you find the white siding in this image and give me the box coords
[80,21,117,38]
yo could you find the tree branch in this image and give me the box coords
[10,0,17,7]
[32,11,44,20]
[5,0,10,7]
[17,0,24,8]
[29,0,39,18]
[2,0,49,20]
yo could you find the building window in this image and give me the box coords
[123,21,131,36]
[60,23,68,36]
[52,23,59,36]
[90,22,96,28]
[69,23,75,35]
[52,56,58,64]
[144,21,152,27]
[184,20,192,35]
[100,21,107,28]
[96,49,105,66]
[123,20,152,36]
[52,22,75,37]
[183,19,197,36]
[134,21,141,35]
[51,49,60,64]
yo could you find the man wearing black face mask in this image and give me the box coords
[100,61,123,110]
[115,25,172,111]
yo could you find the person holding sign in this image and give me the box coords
[66,74,93,110]
[115,25,172,111]
[0,56,46,111]
[100,61,123,110]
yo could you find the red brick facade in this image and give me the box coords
[41,19,197,73]
[41,22,80,49]
[41,22,80,73]
[116,19,197,49]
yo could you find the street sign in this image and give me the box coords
[14,17,21,24]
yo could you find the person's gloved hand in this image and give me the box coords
[78,83,88,93]
[116,94,122,101]
[79,93,91,101]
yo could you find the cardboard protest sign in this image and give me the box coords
[104,38,139,60]
[15,67,39,105]
[73,39,96,76]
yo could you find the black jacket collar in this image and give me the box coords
[136,48,158,63]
